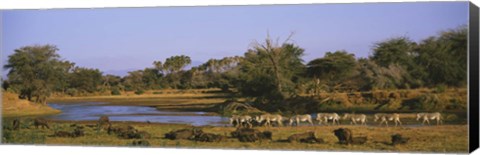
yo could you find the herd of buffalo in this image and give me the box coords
[3,115,411,147]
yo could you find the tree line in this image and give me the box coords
[2,26,467,105]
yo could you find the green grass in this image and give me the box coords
[1,119,468,153]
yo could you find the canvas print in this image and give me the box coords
[0,2,472,153]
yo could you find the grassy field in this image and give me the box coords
[1,119,468,153]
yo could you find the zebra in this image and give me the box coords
[416,112,443,125]
[255,114,284,127]
[374,113,402,127]
[316,113,340,125]
[343,113,367,125]
[230,115,253,128]
[289,114,314,126]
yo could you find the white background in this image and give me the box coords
[0,0,479,155]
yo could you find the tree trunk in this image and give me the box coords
[266,50,283,97]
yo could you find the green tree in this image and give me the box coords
[306,50,357,92]
[153,55,192,89]
[415,26,467,86]
[238,35,305,102]
[122,70,145,91]
[4,45,74,104]
[153,55,192,75]
[370,37,425,88]
[102,74,122,89]
[371,37,417,68]
[69,67,103,93]
[355,59,411,90]
[142,68,162,89]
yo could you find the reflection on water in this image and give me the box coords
[47,102,229,126]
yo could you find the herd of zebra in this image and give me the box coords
[229,112,443,128]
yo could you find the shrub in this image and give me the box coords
[111,88,121,95]
[65,88,78,96]
[433,84,447,93]
[134,89,145,95]
[401,93,446,111]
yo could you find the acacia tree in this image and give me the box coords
[153,55,192,75]
[370,37,424,88]
[354,59,411,90]
[153,55,192,89]
[306,50,357,93]
[238,35,305,102]
[4,45,74,104]
[415,26,467,87]
[122,70,145,91]
[371,37,417,67]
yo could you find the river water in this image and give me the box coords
[46,102,230,126]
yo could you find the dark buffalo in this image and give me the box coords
[333,128,367,145]
[231,128,272,142]
[72,128,85,137]
[391,134,409,145]
[333,128,352,144]
[164,128,203,140]
[111,125,151,139]
[193,133,225,142]
[288,131,324,144]
[33,118,50,129]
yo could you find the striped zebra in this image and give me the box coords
[416,112,443,125]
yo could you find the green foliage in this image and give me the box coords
[433,84,447,93]
[69,67,103,93]
[134,89,145,95]
[401,93,447,111]
[415,26,467,87]
[4,45,74,104]
[65,88,78,97]
[123,70,147,91]
[153,55,191,75]
[237,34,305,102]
[102,74,122,89]
[306,50,356,92]
[371,37,417,68]
[355,59,412,90]
[111,87,121,95]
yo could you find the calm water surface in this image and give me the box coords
[46,102,229,126]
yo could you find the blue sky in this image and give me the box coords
[1,2,469,77]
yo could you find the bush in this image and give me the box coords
[134,89,145,95]
[401,93,446,111]
[111,88,121,95]
[433,85,447,93]
[65,88,78,96]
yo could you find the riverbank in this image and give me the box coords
[2,92,61,117]
[1,119,468,153]
[46,88,468,113]
[48,89,229,112]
